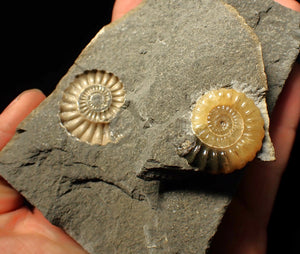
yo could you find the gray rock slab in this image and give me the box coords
[0,0,299,253]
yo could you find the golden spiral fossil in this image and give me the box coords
[189,88,265,174]
[59,70,125,145]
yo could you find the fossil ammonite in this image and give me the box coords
[189,88,265,174]
[59,70,125,145]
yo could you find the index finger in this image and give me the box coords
[0,89,46,150]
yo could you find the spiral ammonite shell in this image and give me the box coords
[59,70,125,145]
[189,88,264,174]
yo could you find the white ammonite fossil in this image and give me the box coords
[59,70,125,145]
[189,88,264,174]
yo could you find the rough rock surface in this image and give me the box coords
[0,0,299,253]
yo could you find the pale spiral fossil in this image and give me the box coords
[187,88,264,174]
[59,70,125,145]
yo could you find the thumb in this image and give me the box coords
[0,89,46,150]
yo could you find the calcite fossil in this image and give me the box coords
[189,88,265,174]
[59,70,125,145]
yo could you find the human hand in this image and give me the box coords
[209,62,300,254]
[0,0,299,253]
[0,1,142,253]
[208,1,300,252]
[0,89,88,253]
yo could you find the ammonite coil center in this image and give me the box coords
[208,106,234,135]
[79,85,112,114]
[206,105,244,148]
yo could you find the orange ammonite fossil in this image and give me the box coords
[189,88,265,174]
[59,70,125,145]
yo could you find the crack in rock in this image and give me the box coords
[254,6,273,28]
[68,176,146,201]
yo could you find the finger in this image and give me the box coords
[0,177,23,214]
[112,0,143,22]
[209,64,300,254]
[269,63,300,169]
[0,207,88,253]
[238,63,300,225]
[0,234,88,254]
[0,89,45,213]
[274,0,300,11]
[0,89,46,150]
